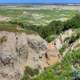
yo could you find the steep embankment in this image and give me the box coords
[34,29,80,80]
[0,31,47,80]
[0,29,80,80]
[0,31,60,80]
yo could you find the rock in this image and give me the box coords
[52,29,74,50]
[0,31,60,80]
[0,31,47,80]
[40,43,60,69]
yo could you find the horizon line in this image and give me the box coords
[0,2,80,4]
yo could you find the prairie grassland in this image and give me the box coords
[0,5,78,25]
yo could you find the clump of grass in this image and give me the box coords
[0,36,7,44]
[0,22,37,34]
[33,49,80,80]
[59,45,66,55]
[21,66,39,80]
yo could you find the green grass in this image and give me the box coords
[14,9,77,25]
[0,9,23,17]
[21,66,39,80]
[0,6,77,25]
[33,49,80,80]
[0,36,7,44]
[0,22,37,34]
[0,6,80,80]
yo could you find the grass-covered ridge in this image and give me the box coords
[21,14,80,80]
[1,14,80,42]
[0,6,77,25]
[0,14,80,42]
[0,21,37,34]
[14,14,80,42]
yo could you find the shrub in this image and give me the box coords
[0,36,7,44]
[9,14,80,42]
[21,66,39,80]
[59,45,66,55]
[21,74,30,80]
[24,66,39,77]
[34,49,80,80]
[63,14,80,30]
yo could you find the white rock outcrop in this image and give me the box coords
[0,31,47,80]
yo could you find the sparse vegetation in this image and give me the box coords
[33,49,80,80]
[21,14,80,80]
[0,36,7,44]
[63,14,80,30]
[21,66,39,80]
[0,5,80,80]
[0,22,37,34]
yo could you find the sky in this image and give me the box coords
[0,0,80,3]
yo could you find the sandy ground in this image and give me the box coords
[41,43,60,68]
[0,16,10,21]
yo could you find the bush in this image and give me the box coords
[21,74,30,80]
[63,14,80,30]
[9,14,80,42]
[59,45,66,55]
[21,66,39,80]
[21,21,64,42]
[48,21,64,34]
[69,33,80,44]
[34,49,80,80]
[0,36,7,44]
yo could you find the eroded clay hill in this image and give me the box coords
[40,43,60,69]
[0,31,60,80]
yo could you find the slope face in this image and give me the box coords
[0,31,61,80]
[0,31,48,80]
